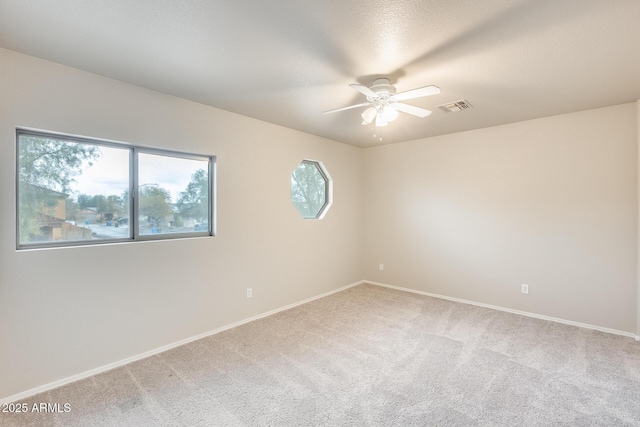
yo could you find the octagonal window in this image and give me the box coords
[290,160,332,219]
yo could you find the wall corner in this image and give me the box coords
[636,99,640,338]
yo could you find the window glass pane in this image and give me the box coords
[138,152,210,236]
[18,133,130,246]
[17,129,215,249]
[291,161,328,219]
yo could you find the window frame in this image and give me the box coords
[290,159,333,220]
[16,128,216,250]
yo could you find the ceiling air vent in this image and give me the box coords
[437,100,473,113]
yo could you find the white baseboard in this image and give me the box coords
[0,280,365,405]
[365,280,640,341]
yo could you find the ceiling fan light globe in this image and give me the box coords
[375,114,388,127]
[382,105,399,122]
[361,106,377,124]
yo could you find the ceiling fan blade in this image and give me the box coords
[322,102,371,114]
[349,83,378,98]
[392,103,432,118]
[393,85,440,101]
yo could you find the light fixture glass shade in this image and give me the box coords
[382,105,399,122]
[375,113,388,127]
[361,107,377,124]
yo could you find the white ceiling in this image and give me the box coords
[1,0,639,147]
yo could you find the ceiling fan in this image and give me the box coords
[323,78,440,127]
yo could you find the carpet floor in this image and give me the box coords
[2,283,640,426]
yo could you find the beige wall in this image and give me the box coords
[0,48,364,399]
[363,103,638,333]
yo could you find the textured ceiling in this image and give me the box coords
[1,0,639,147]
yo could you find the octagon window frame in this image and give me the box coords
[290,159,333,220]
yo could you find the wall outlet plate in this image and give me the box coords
[521,284,529,294]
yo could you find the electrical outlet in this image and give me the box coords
[521,284,529,294]
[247,288,253,299]
[379,263,384,271]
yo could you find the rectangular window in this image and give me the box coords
[16,129,215,249]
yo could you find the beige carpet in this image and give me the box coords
[2,283,640,426]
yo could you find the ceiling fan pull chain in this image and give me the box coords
[373,123,383,142]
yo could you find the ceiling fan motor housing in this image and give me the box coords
[369,78,396,101]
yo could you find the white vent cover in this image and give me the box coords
[437,100,473,113]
